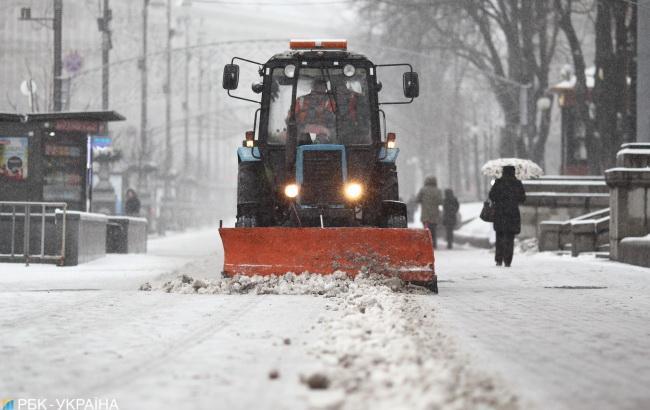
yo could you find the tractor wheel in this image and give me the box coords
[385,214,407,228]
[426,278,438,294]
[380,167,399,201]
[235,215,258,227]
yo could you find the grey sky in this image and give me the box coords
[176,0,357,42]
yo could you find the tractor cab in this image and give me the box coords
[223,39,419,228]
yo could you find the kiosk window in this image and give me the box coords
[42,134,85,204]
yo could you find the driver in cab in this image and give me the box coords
[293,78,336,144]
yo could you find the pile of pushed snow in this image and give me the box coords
[141,271,428,297]
[304,277,521,409]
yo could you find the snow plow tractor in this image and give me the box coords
[220,39,436,292]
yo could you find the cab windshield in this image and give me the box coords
[267,66,371,145]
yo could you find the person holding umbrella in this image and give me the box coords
[488,165,526,267]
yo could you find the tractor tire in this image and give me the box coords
[426,278,438,294]
[235,215,258,227]
[380,167,399,201]
[385,214,407,228]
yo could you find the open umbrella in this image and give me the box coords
[481,158,543,180]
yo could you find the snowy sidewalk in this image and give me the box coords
[426,247,650,410]
[0,227,222,291]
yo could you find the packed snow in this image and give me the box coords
[145,270,422,296]
[303,279,519,410]
[142,258,520,410]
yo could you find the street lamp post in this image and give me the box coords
[53,0,62,111]
[164,0,172,200]
[139,0,149,192]
[183,15,191,173]
[197,26,204,180]
[470,124,482,200]
[19,0,63,112]
[99,0,112,110]
[155,0,174,235]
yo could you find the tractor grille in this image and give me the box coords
[301,150,344,204]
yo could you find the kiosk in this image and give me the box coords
[0,111,125,209]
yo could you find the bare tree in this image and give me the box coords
[593,0,636,169]
[554,0,598,173]
[359,0,560,167]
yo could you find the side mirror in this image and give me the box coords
[251,81,263,94]
[223,64,240,90]
[403,71,419,99]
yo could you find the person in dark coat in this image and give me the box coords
[488,165,526,267]
[124,188,141,217]
[416,176,443,248]
[442,189,460,249]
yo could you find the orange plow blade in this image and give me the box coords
[219,227,435,283]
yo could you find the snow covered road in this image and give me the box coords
[1,228,650,409]
[430,248,650,410]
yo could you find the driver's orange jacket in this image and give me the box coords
[294,92,336,126]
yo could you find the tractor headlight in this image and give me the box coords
[344,182,363,201]
[284,183,299,198]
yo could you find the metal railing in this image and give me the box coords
[0,201,68,266]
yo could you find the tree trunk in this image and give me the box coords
[555,0,599,174]
[628,5,637,141]
[594,0,634,169]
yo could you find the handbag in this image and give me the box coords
[479,200,495,223]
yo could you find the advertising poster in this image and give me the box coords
[0,136,28,181]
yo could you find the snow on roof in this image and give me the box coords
[620,234,650,244]
[606,167,650,172]
[552,66,632,93]
[523,180,606,186]
[621,143,650,150]
[526,192,609,197]
[551,66,596,91]
[617,148,650,156]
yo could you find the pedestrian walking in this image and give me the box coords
[416,176,443,248]
[488,165,526,267]
[124,188,141,217]
[442,189,460,249]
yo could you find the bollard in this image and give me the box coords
[23,204,30,266]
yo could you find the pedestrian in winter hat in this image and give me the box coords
[442,189,460,249]
[416,176,443,248]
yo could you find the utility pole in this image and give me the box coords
[482,131,488,198]
[139,0,149,191]
[447,133,454,190]
[183,17,191,173]
[196,32,204,179]
[99,0,112,110]
[473,131,481,201]
[19,2,63,111]
[206,80,212,179]
[53,0,63,111]
[164,0,172,199]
